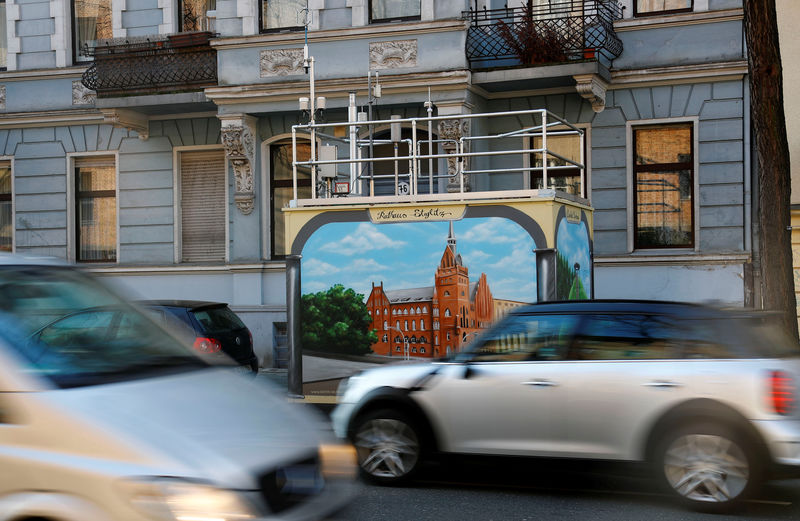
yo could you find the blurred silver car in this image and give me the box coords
[332,300,800,510]
[0,254,356,521]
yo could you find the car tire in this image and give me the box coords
[249,359,259,374]
[655,422,761,512]
[351,409,423,485]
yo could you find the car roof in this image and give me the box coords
[509,299,747,319]
[138,299,229,311]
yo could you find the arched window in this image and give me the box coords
[416,306,421,314]
[396,346,402,352]
[420,319,425,330]
[376,308,380,315]
[420,336,427,344]
[444,290,450,297]
[384,308,388,315]
[396,320,400,329]
[403,308,408,315]
[412,321,416,331]
[382,334,388,342]
[368,310,372,316]
[447,331,451,340]
[412,347,417,353]
[383,320,387,330]
[420,347,426,354]
[411,336,417,343]
[392,309,396,315]
[404,320,408,330]
[444,308,451,317]
[422,306,427,313]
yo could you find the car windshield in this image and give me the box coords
[0,265,206,388]
[192,306,247,334]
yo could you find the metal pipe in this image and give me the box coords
[285,254,303,398]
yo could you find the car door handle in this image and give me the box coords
[643,380,682,388]
[521,379,558,387]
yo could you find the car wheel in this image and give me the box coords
[352,409,422,485]
[249,360,259,374]
[656,422,760,511]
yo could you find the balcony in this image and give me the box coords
[464,1,623,69]
[81,31,218,98]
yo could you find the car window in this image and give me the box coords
[0,266,206,387]
[463,314,578,362]
[572,314,683,361]
[677,316,800,359]
[192,306,246,334]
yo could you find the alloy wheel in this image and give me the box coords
[662,433,749,503]
[354,417,420,479]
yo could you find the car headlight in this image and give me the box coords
[118,478,257,521]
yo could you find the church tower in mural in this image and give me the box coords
[365,222,496,358]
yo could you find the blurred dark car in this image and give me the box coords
[333,300,800,511]
[140,300,259,373]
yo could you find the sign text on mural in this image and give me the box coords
[369,205,467,224]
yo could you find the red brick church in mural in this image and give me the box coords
[365,223,495,358]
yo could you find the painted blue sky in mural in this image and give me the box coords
[556,218,592,294]
[301,218,538,303]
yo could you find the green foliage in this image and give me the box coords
[496,5,568,66]
[556,251,587,301]
[301,284,377,355]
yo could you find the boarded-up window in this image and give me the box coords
[75,156,116,262]
[180,150,226,262]
[0,161,10,252]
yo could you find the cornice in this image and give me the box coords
[211,19,468,50]
[614,8,743,32]
[0,108,103,128]
[0,66,88,82]
[594,252,751,267]
[610,60,748,88]
[207,70,471,105]
[89,262,287,275]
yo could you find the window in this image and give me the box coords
[396,321,400,329]
[0,161,10,251]
[420,319,425,329]
[376,308,380,315]
[635,0,692,17]
[370,0,420,23]
[384,307,387,315]
[271,139,312,258]
[530,132,585,196]
[383,320,387,330]
[403,308,408,315]
[74,156,116,262]
[416,306,421,313]
[463,314,579,362]
[180,150,226,262]
[633,123,694,249]
[261,0,306,32]
[382,334,388,342]
[572,314,682,360]
[73,0,112,63]
[422,306,427,313]
[180,0,216,32]
[392,309,396,315]
[0,1,7,70]
[444,308,451,317]
[420,347,425,353]
[404,320,408,330]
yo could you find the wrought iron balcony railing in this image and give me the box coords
[463,1,624,69]
[81,31,218,98]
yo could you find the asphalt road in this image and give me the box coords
[330,457,800,521]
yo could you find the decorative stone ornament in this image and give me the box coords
[220,115,257,215]
[101,108,149,140]
[72,81,96,106]
[260,48,305,77]
[437,118,471,193]
[369,39,417,70]
[0,85,5,110]
[573,73,608,113]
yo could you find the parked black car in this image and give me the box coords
[139,300,259,373]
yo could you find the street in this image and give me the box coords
[331,457,800,520]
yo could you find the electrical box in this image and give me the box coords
[319,145,338,179]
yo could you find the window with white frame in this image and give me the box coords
[73,0,112,63]
[635,0,692,17]
[180,0,216,32]
[632,122,694,249]
[370,0,420,23]
[180,149,226,262]
[74,156,116,262]
[260,0,306,32]
[0,161,11,252]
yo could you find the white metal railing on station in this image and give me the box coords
[290,108,586,205]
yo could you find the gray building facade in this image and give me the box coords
[0,0,753,367]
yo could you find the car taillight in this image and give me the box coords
[769,370,795,415]
[248,330,253,346]
[193,337,222,354]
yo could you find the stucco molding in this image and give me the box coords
[573,73,608,113]
[615,7,740,31]
[610,60,749,87]
[5,2,20,71]
[220,114,257,215]
[112,0,127,38]
[260,48,305,77]
[0,109,104,128]
[369,39,418,70]
[50,0,71,68]
[101,108,149,140]
[0,85,6,110]
[437,118,471,192]
[72,81,96,106]
[594,252,750,267]
[238,0,258,36]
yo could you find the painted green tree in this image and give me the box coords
[301,284,377,355]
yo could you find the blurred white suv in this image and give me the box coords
[332,300,800,510]
[0,255,356,521]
